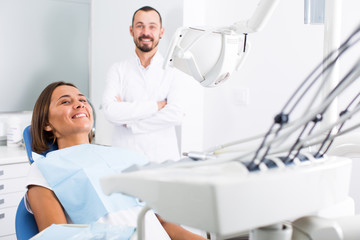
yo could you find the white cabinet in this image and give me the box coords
[0,147,29,239]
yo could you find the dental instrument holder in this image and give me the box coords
[101,153,354,240]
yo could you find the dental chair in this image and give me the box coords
[15,125,58,240]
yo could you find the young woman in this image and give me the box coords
[26,81,206,240]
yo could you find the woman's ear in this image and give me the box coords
[44,124,52,132]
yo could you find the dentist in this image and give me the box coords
[102,6,185,163]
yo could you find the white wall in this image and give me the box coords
[0,0,90,113]
[0,0,90,144]
[338,1,360,138]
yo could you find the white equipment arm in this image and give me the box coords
[231,0,280,33]
[164,0,280,87]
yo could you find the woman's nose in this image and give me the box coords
[74,102,85,109]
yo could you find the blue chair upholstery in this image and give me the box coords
[23,125,34,163]
[22,125,58,164]
[15,198,39,240]
[15,125,58,239]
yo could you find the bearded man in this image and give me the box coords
[102,6,185,163]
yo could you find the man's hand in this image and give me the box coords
[157,100,167,110]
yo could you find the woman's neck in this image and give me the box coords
[56,134,90,149]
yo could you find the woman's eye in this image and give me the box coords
[61,100,70,104]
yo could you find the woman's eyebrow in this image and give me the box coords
[57,94,71,101]
[57,93,84,101]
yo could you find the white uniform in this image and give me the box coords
[102,52,185,163]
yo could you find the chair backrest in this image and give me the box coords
[15,125,58,239]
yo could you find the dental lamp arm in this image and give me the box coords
[164,0,279,87]
[231,0,280,33]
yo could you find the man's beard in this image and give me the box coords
[135,35,159,52]
[137,44,153,52]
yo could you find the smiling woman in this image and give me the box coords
[25,81,207,239]
[30,82,93,154]
[44,84,93,150]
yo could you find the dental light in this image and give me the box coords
[164,27,248,87]
[164,0,280,87]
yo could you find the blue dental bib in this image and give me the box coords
[35,144,147,224]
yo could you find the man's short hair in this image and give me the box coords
[132,6,162,27]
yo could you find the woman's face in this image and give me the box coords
[45,85,93,140]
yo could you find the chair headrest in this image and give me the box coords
[23,125,58,164]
